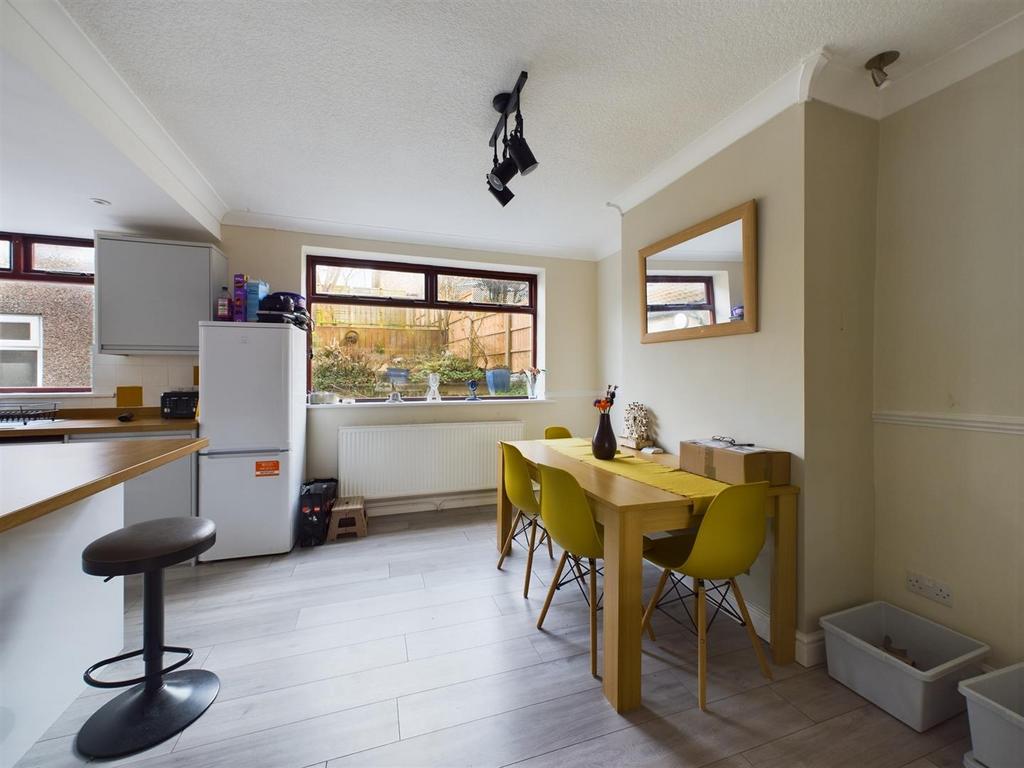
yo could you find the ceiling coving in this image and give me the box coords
[486,71,539,207]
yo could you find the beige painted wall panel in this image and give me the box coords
[874,425,1023,663]
[875,52,1024,415]
[619,105,805,619]
[874,52,1024,662]
[597,250,622,396]
[803,100,879,625]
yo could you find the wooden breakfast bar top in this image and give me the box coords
[0,437,208,533]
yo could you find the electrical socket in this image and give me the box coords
[906,570,953,607]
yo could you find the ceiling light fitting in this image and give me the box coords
[865,50,900,88]
[485,70,538,206]
[90,197,112,206]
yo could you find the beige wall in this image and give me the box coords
[873,52,1024,663]
[616,105,807,617]
[802,100,879,626]
[597,250,622,398]
[218,225,602,478]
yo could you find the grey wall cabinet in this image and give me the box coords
[96,233,227,354]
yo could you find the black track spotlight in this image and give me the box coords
[485,71,538,206]
[487,180,514,207]
[488,156,518,191]
[865,50,899,88]
[508,134,537,175]
[508,112,538,175]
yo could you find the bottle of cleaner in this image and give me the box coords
[215,286,232,321]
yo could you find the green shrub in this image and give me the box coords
[410,353,484,384]
[312,343,380,397]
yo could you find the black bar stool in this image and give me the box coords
[77,517,220,759]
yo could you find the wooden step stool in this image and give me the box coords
[326,496,367,541]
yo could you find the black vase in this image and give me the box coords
[592,412,617,460]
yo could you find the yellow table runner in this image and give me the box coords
[541,438,728,513]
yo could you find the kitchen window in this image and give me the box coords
[306,255,537,400]
[0,314,43,387]
[0,232,95,392]
[645,275,716,331]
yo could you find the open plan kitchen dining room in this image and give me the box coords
[1,1,1022,767]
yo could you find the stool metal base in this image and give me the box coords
[76,669,220,759]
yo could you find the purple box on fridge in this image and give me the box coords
[232,273,248,322]
[245,280,269,322]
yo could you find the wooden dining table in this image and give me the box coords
[496,439,800,714]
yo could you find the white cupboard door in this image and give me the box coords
[97,238,210,352]
[198,452,294,561]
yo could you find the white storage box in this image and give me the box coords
[959,663,1024,768]
[820,601,989,732]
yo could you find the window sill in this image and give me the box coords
[307,398,554,410]
[0,391,114,400]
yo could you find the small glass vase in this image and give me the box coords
[592,412,617,460]
[525,376,537,400]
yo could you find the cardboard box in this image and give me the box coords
[679,439,791,486]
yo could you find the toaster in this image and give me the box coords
[161,390,199,419]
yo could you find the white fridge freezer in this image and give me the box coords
[198,322,307,561]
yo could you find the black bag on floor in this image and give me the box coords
[298,478,338,547]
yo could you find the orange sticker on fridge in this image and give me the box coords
[255,460,280,477]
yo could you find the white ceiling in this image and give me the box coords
[0,50,212,240]
[13,1,1024,257]
[654,220,743,262]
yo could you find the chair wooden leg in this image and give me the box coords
[641,568,670,641]
[545,529,554,559]
[537,550,568,629]
[696,578,707,710]
[523,517,538,598]
[497,510,522,570]
[731,578,772,681]
[588,557,598,678]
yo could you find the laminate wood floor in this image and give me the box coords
[17,507,970,768]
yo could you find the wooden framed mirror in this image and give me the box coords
[639,199,757,343]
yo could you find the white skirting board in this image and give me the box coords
[713,589,823,668]
[796,629,826,667]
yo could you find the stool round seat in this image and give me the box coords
[83,517,216,576]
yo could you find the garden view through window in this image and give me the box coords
[308,257,536,400]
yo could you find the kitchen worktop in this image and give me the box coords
[0,437,207,533]
[0,415,198,438]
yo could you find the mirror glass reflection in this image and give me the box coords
[645,218,745,333]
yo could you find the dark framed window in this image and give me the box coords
[645,275,716,331]
[0,233,95,392]
[306,255,537,400]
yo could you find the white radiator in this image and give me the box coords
[337,421,524,499]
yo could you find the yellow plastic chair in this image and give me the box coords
[543,425,572,439]
[640,481,771,709]
[535,463,604,677]
[497,443,553,597]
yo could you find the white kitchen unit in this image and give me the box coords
[67,431,197,524]
[0,486,123,768]
[198,322,307,561]
[95,232,227,355]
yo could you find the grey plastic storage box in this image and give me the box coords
[820,601,989,732]
[959,663,1024,768]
